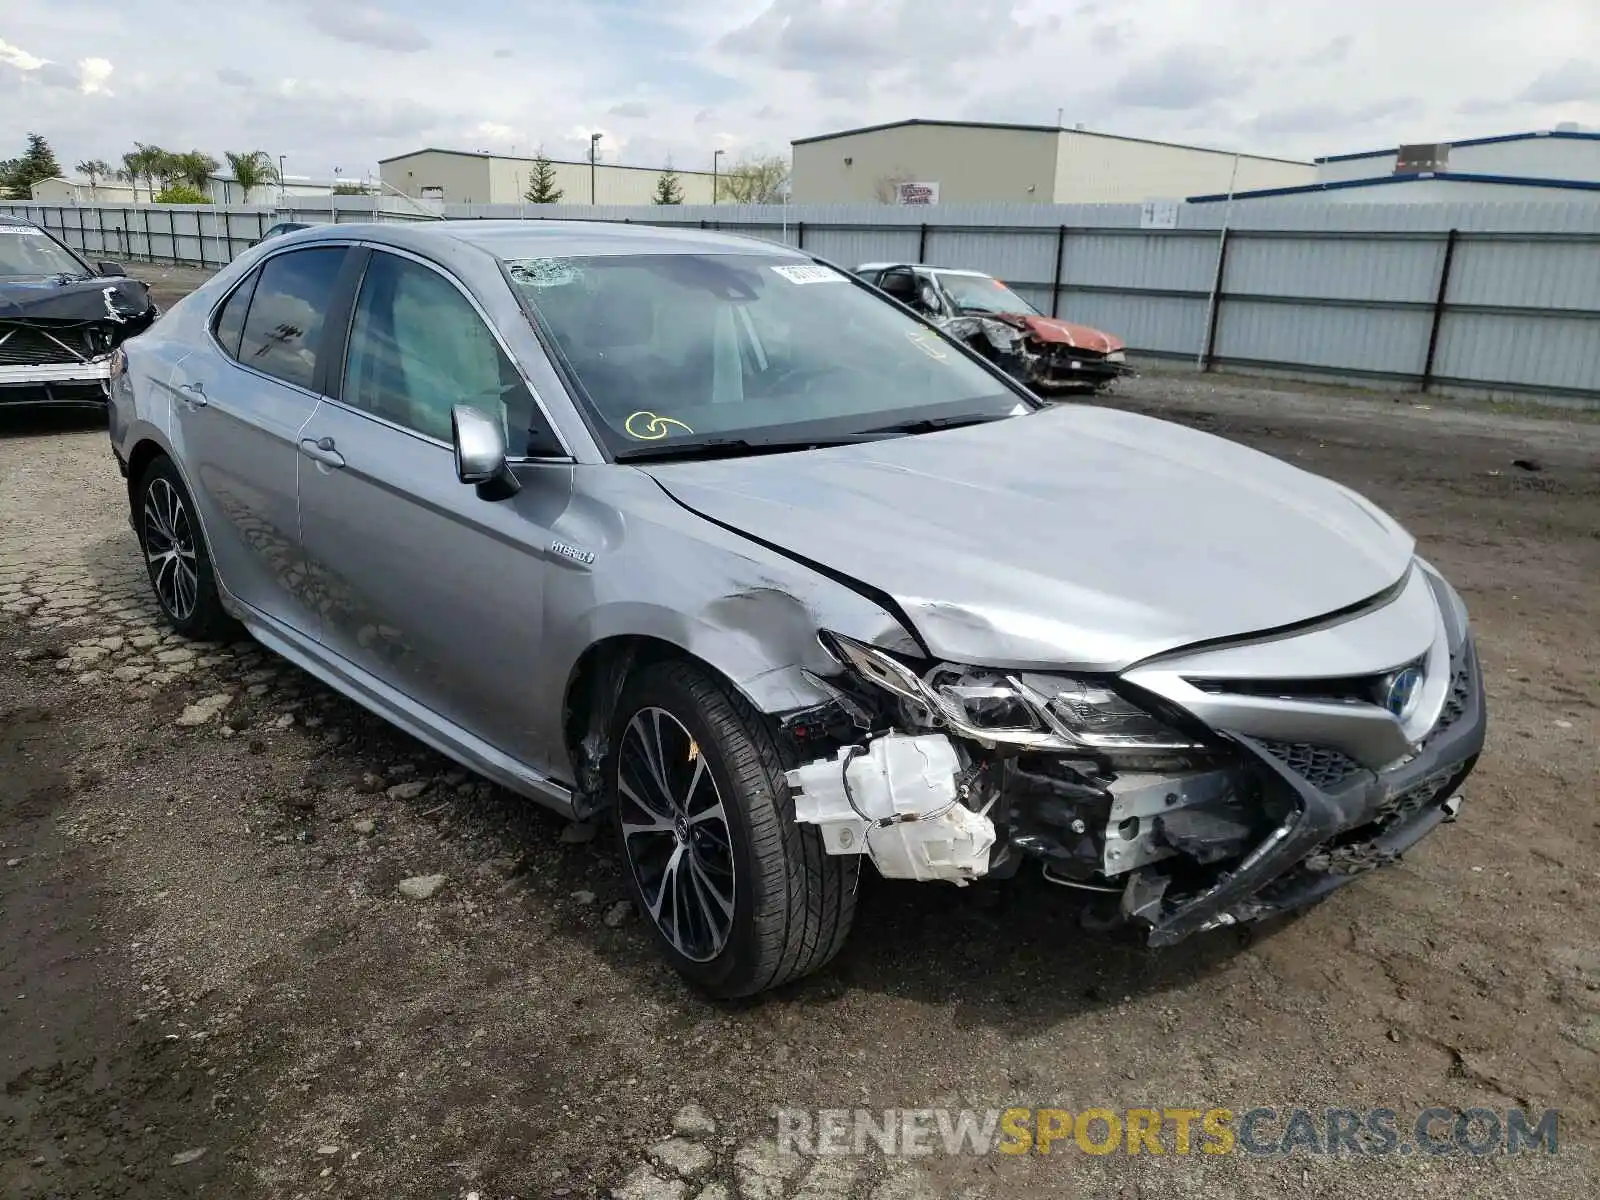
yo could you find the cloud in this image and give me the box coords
[1519,59,1600,105]
[301,5,431,54]
[0,37,47,71]
[1248,97,1423,138]
[77,57,112,95]
[216,66,254,87]
[607,101,651,119]
[1102,47,1249,110]
[492,48,513,59]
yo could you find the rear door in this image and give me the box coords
[169,244,354,635]
[295,245,574,768]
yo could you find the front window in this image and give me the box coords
[0,227,89,278]
[934,272,1038,317]
[505,253,1027,456]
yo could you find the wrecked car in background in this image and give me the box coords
[856,263,1130,395]
[0,216,158,410]
[109,220,1484,999]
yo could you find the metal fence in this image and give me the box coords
[446,198,1600,406]
[0,196,435,270]
[6,196,1599,405]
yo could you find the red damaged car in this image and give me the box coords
[855,263,1130,395]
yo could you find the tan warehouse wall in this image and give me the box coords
[1056,132,1315,202]
[382,151,716,205]
[792,125,1062,204]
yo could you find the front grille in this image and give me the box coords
[1257,739,1368,790]
[0,322,93,366]
[1373,765,1456,823]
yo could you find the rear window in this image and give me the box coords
[237,247,347,390]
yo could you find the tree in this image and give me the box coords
[224,150,278,200]
[719,155,790,204]
[0,133,64,199]
[120,144,168,203]
[172,150,219,191]
[523,148,563,204]
[652,164,684,205]
[76,158,114,198]
[154,183,211,204]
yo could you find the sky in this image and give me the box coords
[2,0,1598,182]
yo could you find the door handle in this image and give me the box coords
[178,381,208,408]
[298,436,345,468]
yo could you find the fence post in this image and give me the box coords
[1420,228,1459,394]
[1200,227,1233,373]
[917,222,928,262]
[796,220,806,250]
[1050,225,1067,317]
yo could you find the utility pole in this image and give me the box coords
[590,133,602,205]
[712,148,725,204]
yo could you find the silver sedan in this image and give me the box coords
[108,221,1486,996]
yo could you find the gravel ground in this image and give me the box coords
[1,294,1597,1199]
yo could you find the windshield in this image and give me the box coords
[0,227,89,277]
[935,272,1038,316]
[505,253,1027,455]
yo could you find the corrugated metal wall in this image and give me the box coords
[0,197,433,269]
[6,197,1597,404]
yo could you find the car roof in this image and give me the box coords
[0,216,42,231]
[286,218,804,261]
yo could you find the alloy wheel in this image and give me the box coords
[617,706,736,962]
[143,477,199,622]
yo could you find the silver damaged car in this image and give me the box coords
[108,221,1486,997]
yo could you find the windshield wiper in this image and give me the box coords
[614,432,899,462]
[861,412,1017,437]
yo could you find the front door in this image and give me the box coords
[169,244,351,635]
[295,247,571,771]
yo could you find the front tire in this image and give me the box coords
[135,455,234,640]
[608,659,857,997]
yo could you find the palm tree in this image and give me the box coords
[120,144,167,203]
[76,158,113,199]
[224,150,279,202]
[172,150,219,192]
[118,148,147,202]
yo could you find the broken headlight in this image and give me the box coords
[824,633,1204,757]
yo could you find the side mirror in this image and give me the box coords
[451,404,521,501]
[917,284,940,313]
[96,260,127,277]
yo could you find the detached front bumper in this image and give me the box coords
[1140,636,1486,945]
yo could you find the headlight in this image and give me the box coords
[1106,350,1126,364]
[825,633,1203,755]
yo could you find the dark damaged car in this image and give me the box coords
[857,263,1131,394]
[0,217,158,410]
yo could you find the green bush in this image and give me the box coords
[153,183,211,204]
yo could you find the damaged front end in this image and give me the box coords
[785,625,1484,946]
[941,313,1132,397]
[0,278,158,409]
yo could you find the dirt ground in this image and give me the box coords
[2,277,1597,1199]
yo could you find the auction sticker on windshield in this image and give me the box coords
[770,264,846,285]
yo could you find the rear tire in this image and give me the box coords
[135,455,235,640]
[608,659,857,997]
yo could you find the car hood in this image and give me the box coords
[0,275,154,322]
[985,312,1123,354]
[640,405,1415,671]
